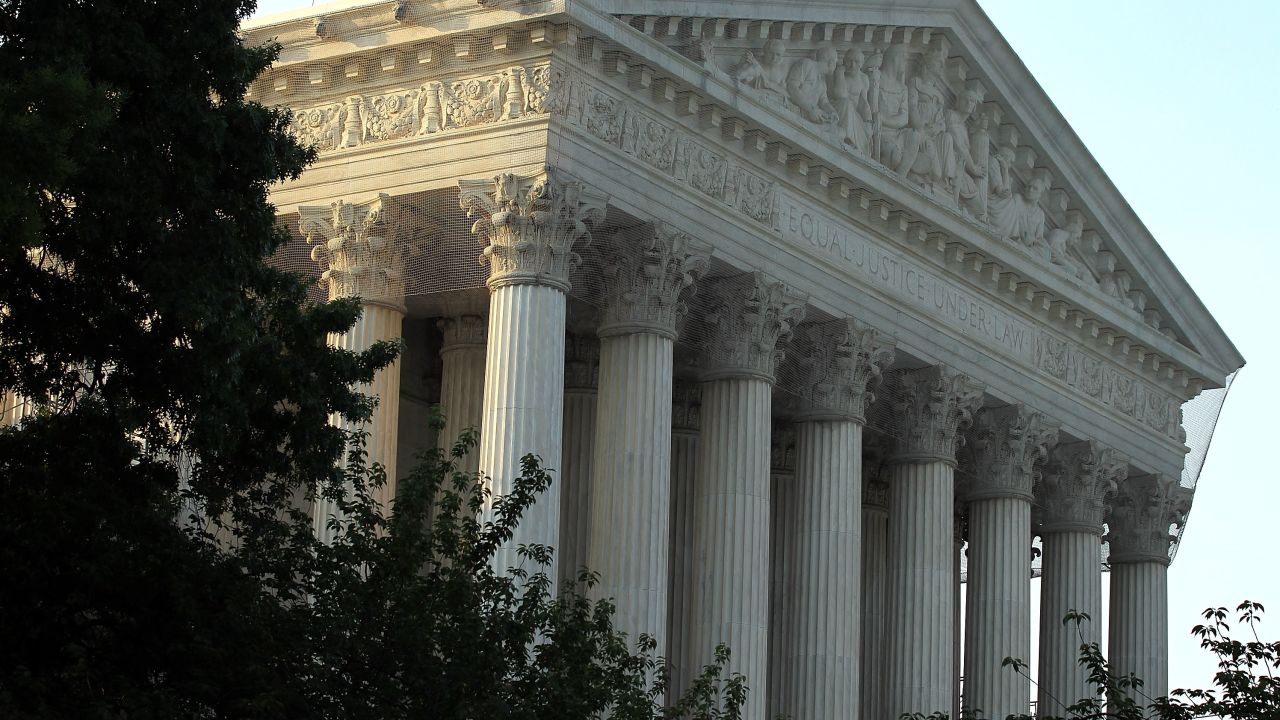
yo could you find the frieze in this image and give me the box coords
[288,63,556,153]
[776,192,1183,443]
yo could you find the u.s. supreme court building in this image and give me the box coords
[244,1,1243,717]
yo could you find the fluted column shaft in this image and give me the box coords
[438,317,486,474]
[588,331,674,654]
[559,384,597,583]
[780,420,862,720]
[767,464,795,720]
[1109,561,1168,703]
[1038,531,1102,715]
[478,283,566,586]
[667,427,699,704]
[689,376,772,719]
[885,460,956,718]
[316,303,403,542]
[964,496,1032,720]
[860,491,889,720]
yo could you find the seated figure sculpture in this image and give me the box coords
[735,39,790,104]
[786,46,840,124]
[830,49,874,153]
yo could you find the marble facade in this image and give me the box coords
[247,1,1243,717]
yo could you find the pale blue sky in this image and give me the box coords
[251,0,1279,696]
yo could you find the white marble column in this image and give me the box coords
[768,423,796,720]
[884,366,984,720]
[437,315,486,472]
[688,272,806,720]
[459,171,607,589]
[667,382,700,704]
[300,194,406,542]
[1035,441,1128,717]
[1106,473,1190,710]
[964,405,1058,720]
[559,332,598,584]
[954,506,966,720]
[860,459,889,720]
[779,319,893,720]
[589,223,709,655]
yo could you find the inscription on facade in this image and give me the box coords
[779,198,1032,360]
[777,194,1182,441]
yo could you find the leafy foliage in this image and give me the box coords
[0,2,749,718]
[913,602,1279,720]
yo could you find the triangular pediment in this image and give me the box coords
[588,0,1242,387]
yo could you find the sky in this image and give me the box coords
[250,0,1280,698]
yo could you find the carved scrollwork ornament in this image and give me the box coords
[458,170,608,292]
[299,193,406,309]
[790,317,895,422]
[967,404,1060,502]
[598,223,712,339]
[1036,440,1128,535]
[887,366,985,465]
[701,272,808,383]
[1105,473,1192,565]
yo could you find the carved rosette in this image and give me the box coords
[887,366,985,465]
[967,404,1060,502]
[438,314,487,351]
[791,318,895,423]
[598,223,712,339]
[672,381,702,433]
[1036,440,1129,535]
[458,171,608,292]
[701,272,808,382]
[1105,474,1192,565]
[299,193,405,307]
[564,331,600,391]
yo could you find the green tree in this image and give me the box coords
[0,2,748,718]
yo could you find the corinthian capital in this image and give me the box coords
[564,331,600,391]
[790,317,896,422]
[598,223,712,339]
[672,381,702,433]
[300,193,405,306]
[1105,473,1192,565]
[701,272,808,382]
[887,366,985,464]
[438,314,487,351]
[1036,440,1128,535]
[458,170,608,291]
[968,404,1059,502]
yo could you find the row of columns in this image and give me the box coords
[300,175,1193,719]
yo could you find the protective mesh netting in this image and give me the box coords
[269,182,1233,575]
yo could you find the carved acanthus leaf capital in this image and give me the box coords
[672,381,702,433]
[771,420,797,474]
[1105,473,1192,565]
[300,193,406,306]
[458,170,608,292]
[888,366,985,464]
[438,314,487,351]
[968,404,1060,502]
[791,317,895,422]
[564,331,600,391]
[702,272,808,382]
[598,222,712,339]
[1036,440,1128,535]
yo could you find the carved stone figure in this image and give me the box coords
[986,143,1017,234]
[897,48,949,189]
[940,87,986,206]
[962,109,993,221]
[1045,214,1089,280]
[829,49,874,153]
[735,39,790,103]
[1002,173,1049,253]
[871,45,910,168]
[785,46,840,124]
